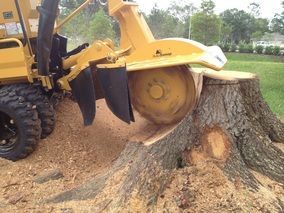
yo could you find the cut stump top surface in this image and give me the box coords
[192,68,257,81]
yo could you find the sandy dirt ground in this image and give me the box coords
[157,163,284,213]
[0,99,283,212]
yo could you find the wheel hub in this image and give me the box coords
[148,82,166,100]
[0,112,17,148]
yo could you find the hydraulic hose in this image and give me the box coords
[37,0,60,76]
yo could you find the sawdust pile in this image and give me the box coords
[0,99,148,211]
[0,99,283,212]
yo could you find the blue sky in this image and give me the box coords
[136,0,282,19]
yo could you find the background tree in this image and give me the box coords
[146,5,185,39]
[271,1,284,35]
[87,9,115,42]
[58,0,272,47]
[248,2,261,17]
[60,0,90,15]
[167,0,195,23]
[220,9,255,44]
[191,0,221,45]
[251,18,269,40]
[166,0,196,38]
[220,21,233,43]
[200,0,215,15]
[59,1,116,48]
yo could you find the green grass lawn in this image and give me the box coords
[224,53,284,119]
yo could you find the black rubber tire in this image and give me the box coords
[3,84,56,139]
[0,89,41,161]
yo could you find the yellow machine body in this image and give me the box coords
[58,0,227,91]
[0,0,227,125]
[0,0,227,89]
[0,38,34,84]
[0,0,41,85]
[0,0,40,39]
[109,0,226,71]
[53,0,226,125]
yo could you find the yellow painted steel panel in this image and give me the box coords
[0,46,28,79]
[0,0,40,39]
[125,39,227,72]
[127,54,204,71]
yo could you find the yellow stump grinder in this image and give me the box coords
[0,0,227,161]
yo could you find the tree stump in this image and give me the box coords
[47,76,284,211]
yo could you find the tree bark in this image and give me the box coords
[46,77,284,211]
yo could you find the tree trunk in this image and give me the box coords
[46,77,284,211]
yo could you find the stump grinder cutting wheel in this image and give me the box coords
[128,66,197,125]
[0,0,228,160]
